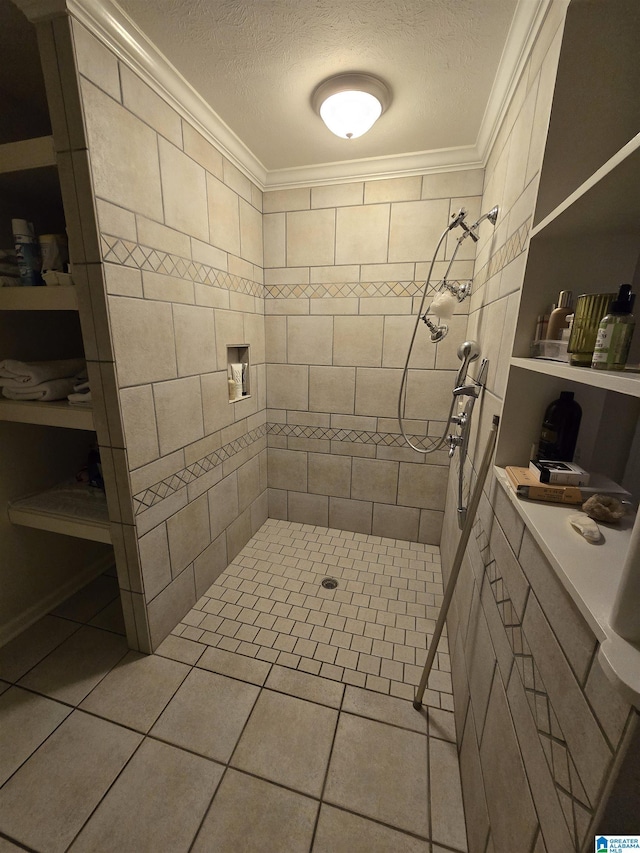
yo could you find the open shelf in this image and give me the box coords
[495,467,640,706]
[511,357,640,398]
[0,398,94,430]
[8,481,111,544]
[531,134,640,240]
[0,285,77,311]
[0,285,78,311]
[0,136,56,175]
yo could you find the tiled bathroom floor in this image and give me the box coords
[0,521,466,853]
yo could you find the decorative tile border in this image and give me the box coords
[100,234,263,297]
[264,278,471,300]
[474,218,531,289]
[133,422,443,515]
[267,422,440,452]
[133,425,267,514]
[472,515,593,850]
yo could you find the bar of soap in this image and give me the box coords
[568,513,602,543]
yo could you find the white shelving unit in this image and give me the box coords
[0,135,104,544]
[0,398,93,430]
[8,481,111,544]
[496,0,640,707]
[0,136,56,174]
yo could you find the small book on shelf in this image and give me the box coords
[529,459,590,486]
[505,466,631,506]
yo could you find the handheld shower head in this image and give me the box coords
[455,340,480,387]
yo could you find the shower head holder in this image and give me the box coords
[441,280,472,302]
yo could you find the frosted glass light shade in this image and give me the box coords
[312,73,391,140]
[320,90,382,139]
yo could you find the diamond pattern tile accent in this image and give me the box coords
[471,515,594,851]
[266,422,439,451]
[133,425,267,514]
[100,234,263,298]
[263,279,471,300]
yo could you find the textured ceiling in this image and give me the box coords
[115,0,519,172]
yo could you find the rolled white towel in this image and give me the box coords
[2,376,78,401]
[0,358,86,387]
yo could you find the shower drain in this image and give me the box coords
[321,577,338,590]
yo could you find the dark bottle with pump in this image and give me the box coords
[537,391,582,462]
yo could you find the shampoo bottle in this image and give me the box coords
[547,290,573,339]
[591,284,635,371]
[537,391,582,462]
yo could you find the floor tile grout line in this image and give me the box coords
[62,734,149,853]
[308,692,344,852]
[0,829,37,852]
[0,618,85,686]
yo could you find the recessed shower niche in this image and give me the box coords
[227,345,251,402]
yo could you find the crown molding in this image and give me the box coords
[476,0,557,164]
[264,145,484,190]
[13,0,552,191]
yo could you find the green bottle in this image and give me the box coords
[591,284,635,371]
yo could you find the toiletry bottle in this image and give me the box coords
[537,390,582,462]
[547,290,573,339]
[591,284,635,371]
[228,376,236,401]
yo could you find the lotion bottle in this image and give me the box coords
[547,290,573,339]
[591,284,635,371]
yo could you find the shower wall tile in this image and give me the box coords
[334,316,384,366]
[287,316,334,365]
[166,494,211,576]
[81,78,163,220]
[182,122,224,179]
[480,673,538,853]
[388,199,450,262]
[518,529,596,684]
[372,503,420,541]
[329,497,373,535]
[77,34,267,650]
[121,66,182,147]
[351,458,398,504]
[335,204,390,265]
[312,182,364,208]
[309,366,355,414]
[287,491,329,526]
[73,20,120,101]
[422,169,485,200]
[159,139,208,241]
[154,377,204,456]
[263,187,311,213]
[459,705,490,853]
[364,176,422,204]
[287,209,335,267]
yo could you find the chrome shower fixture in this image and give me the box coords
[455,340,481,387]
[449,205,499,243]
[440,280,472,302]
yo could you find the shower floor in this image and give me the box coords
[0,519,466,852]
[174,518,453,709]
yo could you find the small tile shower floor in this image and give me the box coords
[0,519,466,853]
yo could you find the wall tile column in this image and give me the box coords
[263,173,483,544]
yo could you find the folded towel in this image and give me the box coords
[2,377,78,401]
[72,379,90,393]
[68,389,92,405]
[0,358,85,387]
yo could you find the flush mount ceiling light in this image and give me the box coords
[312,73,391,140]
